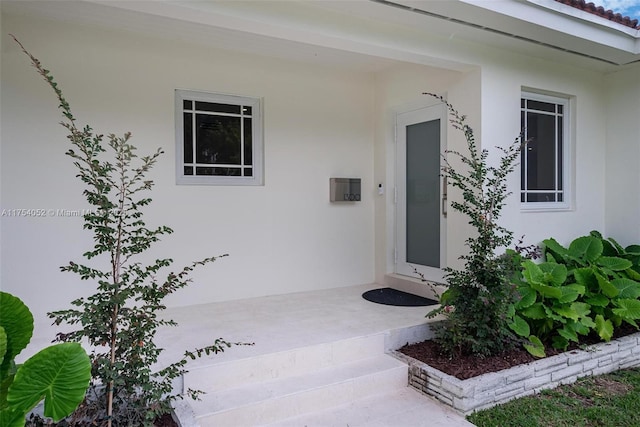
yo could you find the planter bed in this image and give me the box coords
[391,332,640,415]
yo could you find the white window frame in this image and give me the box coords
[175,89,264,186]
[520,91,571,211]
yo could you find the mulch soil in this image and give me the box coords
[154,413,178,427]
[398,324,638,380]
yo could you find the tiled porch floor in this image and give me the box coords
[157,283,474,426]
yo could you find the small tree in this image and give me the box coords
[14,36,244,426]
[425,93,525,358]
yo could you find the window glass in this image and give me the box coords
[175,90,263,185]
[521,92,569,209]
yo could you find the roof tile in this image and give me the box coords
[555,0,639,29]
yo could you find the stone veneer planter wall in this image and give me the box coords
[391,332,640,415]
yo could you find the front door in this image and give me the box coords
[395,104,447,283]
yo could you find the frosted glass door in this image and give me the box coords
[406,120,441,268]
[395,105,446,282]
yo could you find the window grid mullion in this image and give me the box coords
[240,106,245,176]
[521,93,568,206]
[554,106,559,202]
[176,89,262,185]
[522,107,529,197]
[191,111,196,169]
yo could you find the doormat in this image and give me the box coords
[362,287,438,307]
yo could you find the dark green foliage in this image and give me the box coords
[425,93,526,358]
[13,36,246,426]
[511,231,640,357]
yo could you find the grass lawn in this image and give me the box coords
[467,368,640,427]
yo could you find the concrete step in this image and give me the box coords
[184,333,386,393]
[262,386,475,427]
[191,354,407,427]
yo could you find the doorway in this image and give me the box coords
[395,104,447,283]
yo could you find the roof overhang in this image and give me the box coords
[381,0,640,65]
[3,0,640,73]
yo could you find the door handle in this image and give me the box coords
[442,179,447,218]
[442,195,447,218]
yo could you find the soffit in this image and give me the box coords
[3,0,639,73]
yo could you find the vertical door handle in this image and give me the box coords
[442,178,447,218]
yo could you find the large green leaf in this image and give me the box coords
[558,324,579,343]
[596,273,619,298]
[543,238,569,259]
[508,315,530,337]
[530,282,563,299]
[597,257,633,271]
[522,260,544,285]
[595,314,614,341]
[590,230,604,239]
[552,334,569,350]
[0,407,26,427]
[569,236,603,263]
[625,244,640,256]
[572,302,591,317]
[558,284,584,303]
[625,268,640,281]
[0,293,34,378]
[612,299,640,320]
[612,278,640,299]
[539,263,568,286]
[521,303,547,319]
[0,327,8,411]
[515,286,537,309]
[0,328,6,368]
[602,238,620,256]
[551,303,588,322]
[574,318,592,334]
[573,268,596,287]
[7,342,90,422]
[524,335,546,358]
[585,293,609,307]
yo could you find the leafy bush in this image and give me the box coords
[425,93,526,358]
[13,36,247,426]
[0,292,91,427]
[511,231,640,357]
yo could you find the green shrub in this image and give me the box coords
[13,36,247,426]
[0,292,91,427]
[425,93,526,358]
[511,231,640,357]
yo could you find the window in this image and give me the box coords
[521,91,570,209]
[175,90,263,185]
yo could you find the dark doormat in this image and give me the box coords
[362,287,438,307]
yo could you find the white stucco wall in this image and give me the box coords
[604,64,640,247]
[1,13,376,344]
[0,3,620,356]
[372,45,608,284]
[479,54,607,250]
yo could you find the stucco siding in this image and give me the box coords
[1,12,376,347]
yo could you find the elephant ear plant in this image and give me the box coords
[510,231,640,357]
[0,291,91,427]
[13,36,247,426]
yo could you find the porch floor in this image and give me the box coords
[157,283,474,427]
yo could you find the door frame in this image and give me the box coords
[394,102,447,283]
